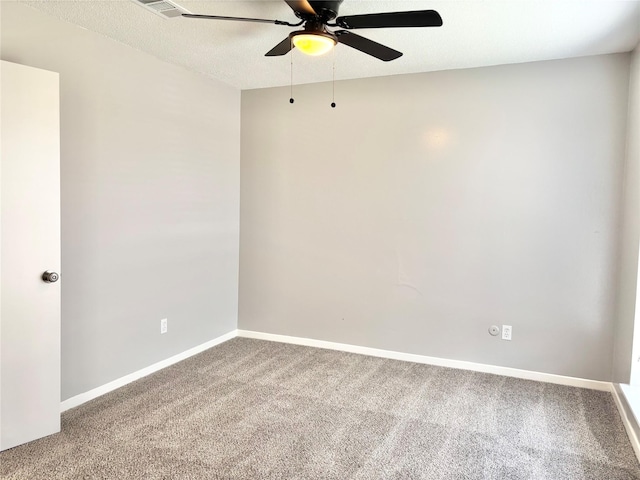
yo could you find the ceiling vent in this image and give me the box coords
[132,0,190,19]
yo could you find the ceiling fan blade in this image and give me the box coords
[335,10,442,29]
[182,13,300,26]
[265,37,294,57]
[285,0,317,16]
[335,31,402,61]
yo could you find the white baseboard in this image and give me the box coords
[61,328,613,413]
[611,384,640,462]
[60,329,238,412]
[237,330,611,392]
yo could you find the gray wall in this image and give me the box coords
[614,45,640,385]
[240,54,630,381]
[1,2,240,400]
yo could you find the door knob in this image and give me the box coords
[42,271,59,283]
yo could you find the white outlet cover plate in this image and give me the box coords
[502,325,512,340]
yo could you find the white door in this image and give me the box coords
[0,60,61,451]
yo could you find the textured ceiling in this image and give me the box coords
[20,0,640,90]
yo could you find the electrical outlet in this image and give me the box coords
[502,325,512,341]
[160,318,168,334]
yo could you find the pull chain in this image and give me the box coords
[289,48,294,104]
[331,48,336,108]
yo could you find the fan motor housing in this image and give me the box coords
[299,1,343,22]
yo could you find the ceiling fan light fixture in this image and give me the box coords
[290,31,337,56]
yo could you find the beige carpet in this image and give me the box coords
[1,337,639,479]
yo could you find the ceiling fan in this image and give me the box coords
[183,1,443,61]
